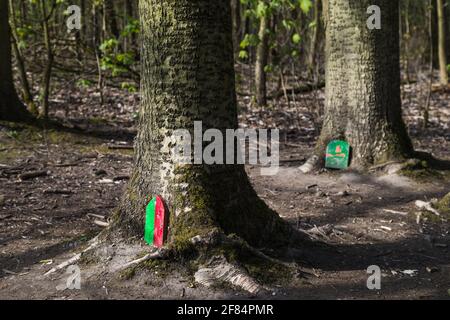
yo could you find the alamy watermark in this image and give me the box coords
[367,5,381,30]
[367,265,381,290]
[66,5,81,32]
[171,121,279,176]
[56,265,81,291]
[65,4,382,32]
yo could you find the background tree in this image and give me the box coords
[437,0,448,86]
[0,0,31,121]
[255,2,270,107]
[301,0,415,172]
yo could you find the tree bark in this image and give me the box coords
[310,0,414,169]
[437,0,448,86]
[112,0,292,248]
[0,0,31,121]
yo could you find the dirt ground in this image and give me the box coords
[0,79,449,300]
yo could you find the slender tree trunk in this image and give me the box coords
[125,0,137,50]
[0,0,31,121]
[255,12,269,107]
[437,0,448,85]
[403,0,412,83]
[231,0,241,57]
[103,0,120,39]
[424,0,434,129]
[308,0,322,76]
[305,0,414,170]
[93,3,104,106]
[112,0,292,248]
[39,0,53,119]
[8,0,36,115]
[447,1,450,62]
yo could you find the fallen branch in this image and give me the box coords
[44,237,99,276]
[87,213,106,220]
[113,175,130,181]
[43,189,73,195]
[19,170,49,180]
[270,81,325,99]
[383,209,408,216]
[108,144,134,150]
[119,249,168,271]
[93,220,109,227]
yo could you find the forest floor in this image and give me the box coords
[0,76,450,300]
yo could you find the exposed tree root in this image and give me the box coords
[194,255,265,295]
[188,231,299,294]
[119,248,168,271]
[113,230,303,295]
[415,200,441,216]
[300,150,450,175]
[299,155,321,173]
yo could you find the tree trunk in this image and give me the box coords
[255,13,269,107]
[308,0,322,76]
[231,0,241,57]
[8,0,36,115]
[39,0,53,119]
[310,0,414,169]
[0,0,31,121]
[437,0,448,86]
[447,1,450,62]
[103,0,120,39]
[112,0,291,248]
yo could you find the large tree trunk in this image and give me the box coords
[0,0,31,121]
[437,0,448,86]
[112,0,291,248]
[305,0,414,170]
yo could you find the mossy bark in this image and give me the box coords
[111,0,293,249]
[313,0,414,168]
[0,0,31,122]
[435,192,450,216]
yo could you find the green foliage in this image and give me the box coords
[76,79,93,88]
[100,38,137,77]
[121,82,137,93]
[292,33,301,44]
[15,25,34,50]
[238,0,312,62]
[240,34,260,49]
[121,19,140,38]
[298,0,312,13]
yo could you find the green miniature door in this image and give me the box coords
[325,140,350,169]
